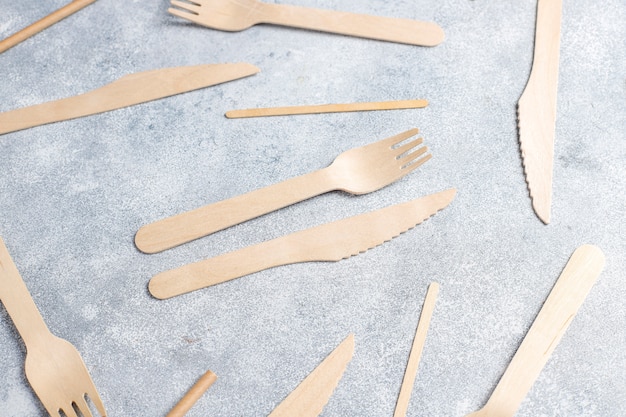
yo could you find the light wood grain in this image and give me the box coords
[0,0,95,54]
[225,99,428,118]
[0,237,106,417]
[268,334,354,417]
[393,282,439,417]
[136,129,430,254]
[465,245,605,417]
[169,0,444,46]
[166,370,217,417]
[0,63,259,135]
[148,189,455,299]
[517,0,562,224]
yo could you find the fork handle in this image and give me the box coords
[0,238,52,348]
[135,168,335,253]
[259,3,444,47]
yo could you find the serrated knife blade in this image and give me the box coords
[149,188,456,299]
[517,0,562,224]
[268,334,354,417]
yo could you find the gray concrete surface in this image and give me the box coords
[1,0,625,416]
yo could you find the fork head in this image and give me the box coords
[25,335,106,417]
[329,128,431,195]
[169,0,261,32]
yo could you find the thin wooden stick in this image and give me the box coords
[393,282,439,417]
[166,370,217,417]
[225,99,428,118]
[0,0,95,54]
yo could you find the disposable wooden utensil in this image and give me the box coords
[268,334,354,417]
[517,0,563,224]
[166,370,217,417]
[0,237,106,417]
[393,282,439,417]
[0,63,259,136]
[169,0,444,46]
[0,0,95,54]
[465,245,605,417]
[225,99,429,118]
[149,189,456,299]
[136,128,431,254]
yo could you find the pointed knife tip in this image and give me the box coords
[345,333,355,351]
[437,188,457,204]
[532,201,551,224]
[237,62,261,74]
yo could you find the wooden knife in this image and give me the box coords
[0,63,260,135]
[149,188,456,299]
[517,0,563,224]
[268,334,354,417]
[465,244,605,417]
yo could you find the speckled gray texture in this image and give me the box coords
[1,0,625,416]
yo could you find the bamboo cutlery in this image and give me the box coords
[518,0,563,224]
[0,63,259,135]
[149,189,456,299]
[1,1,607,416]
[465,245,605,416]
[168,0,445,46]
[0,238,106,417]
[135,128,432,254]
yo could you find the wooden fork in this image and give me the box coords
[169,0,444,46]
[0,238,106,417]
[135,128,431,253]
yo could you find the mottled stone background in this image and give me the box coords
[0,0,624,416]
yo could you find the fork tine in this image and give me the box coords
[86,390,106,417]
[168,7,204,24]
[380,128,419,149]
[393,137,424,157]
[75,395,94,417]
[170,0,201,14]
[398,146,429,167]
[174,0,202,6]
[61,405,79,417]
[400,152,432,173]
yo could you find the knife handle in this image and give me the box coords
[260,3,444,46]
[483,245,605,416]
[135,168,334,254]
[528,0,562,79]
[149,236,300,299]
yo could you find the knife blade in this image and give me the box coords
[268,334,354,417]
[0,63,260,135]
[517,0,562,224]
[148,188,456,299]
